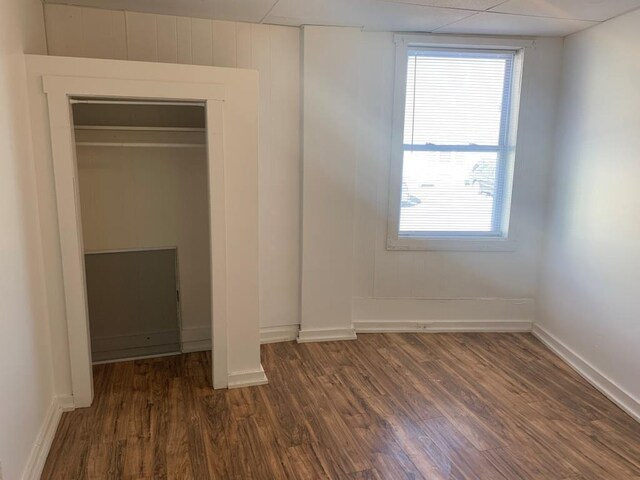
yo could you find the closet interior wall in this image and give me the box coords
[72,100,211,361]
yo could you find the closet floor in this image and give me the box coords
[42,333,640,479]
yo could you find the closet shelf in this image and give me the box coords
[75,125,206,132]
[73,126,206,148]
[76,142,206,148]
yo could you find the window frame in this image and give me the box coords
[387,35,529,252]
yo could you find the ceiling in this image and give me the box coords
[43,0,640,36]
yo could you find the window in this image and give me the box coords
[388,38,523,250]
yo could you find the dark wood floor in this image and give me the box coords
[43,333,640,479]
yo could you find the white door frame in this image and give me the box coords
[43,75,228,407]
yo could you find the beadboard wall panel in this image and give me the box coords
[44,4,302,329]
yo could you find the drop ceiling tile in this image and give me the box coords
[44,0,279,22]
[435,11,597,36]
[363,2,478,30]
[490,0,640,22]
[44,0,215,19]
[264,15,360,28]
[267,0,475,31]
[267,0,373,27]
[378,0,504,10]
[212,0,278,23]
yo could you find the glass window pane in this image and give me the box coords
[404,50,508,147]
[399,151,498,233]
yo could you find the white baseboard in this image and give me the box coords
[227,365,269,389]
[181,326,212,353]
[297,327,357,343]
[21,395,72,480]
[181,324,302,351]
[181,339,211,353]
[354,319,532,333]
[56,395,75,412]
[533,324,640,423]
[353,297,534,325]
[260,324,299,344]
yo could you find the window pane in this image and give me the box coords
[399,151,498,234]
[404,50,509,147]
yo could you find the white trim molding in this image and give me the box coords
[353,297,534,326]
[227,365,269,389]
[181,324,302,351]
[354,319,532,333]
[386,36,525,252]
[394,33,535,50]
[26,54,264,399]
[297,327,357,343]
[533,324,640,423]
[56,395,75,412]
[181,326,212,353]
[21,396,74,480]
[260,325,299,344]
[36,71,229,403]
[182,340,211,353]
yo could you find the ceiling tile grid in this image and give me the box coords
[267,0,476,31]
[376,0,504,9]
[489,0,640,22]
[42,0,640,36]
[434,11,598,36]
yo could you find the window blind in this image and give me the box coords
[399,48,516,236]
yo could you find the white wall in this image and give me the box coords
[44,4,302,331]
[77,145,210,348]
[355,35,563,323]
[0,1,53,479]
[299,27,361,341]
[44,9,565,338]
[301,28,564,330]
[538,9,640,418]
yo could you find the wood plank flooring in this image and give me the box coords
[42,333,640,479]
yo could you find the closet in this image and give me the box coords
[72,99,211,363]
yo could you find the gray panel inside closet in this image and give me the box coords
[85,249,181,362]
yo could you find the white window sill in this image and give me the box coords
[386,235,517,252]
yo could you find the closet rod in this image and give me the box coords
[70,99,205,107]
[75,142,206,148]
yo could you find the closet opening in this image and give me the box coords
[71,98,212,367]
